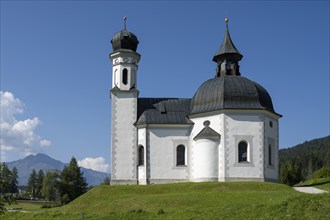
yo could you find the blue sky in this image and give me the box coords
[1,1,329,172]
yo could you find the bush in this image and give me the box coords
[313,167,330,179]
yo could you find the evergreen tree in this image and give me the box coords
[60,157,88,204]
[36,170,44,198]
[27,169,37,199]
[280,162,301,186]
[10,167,18,194]
[42,171,60,203]
[0,163,12,194]
[0,163,17,213]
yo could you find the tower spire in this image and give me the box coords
[124,16,127,30]
[213,18,243,77]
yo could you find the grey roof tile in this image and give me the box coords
[136,98,193,126]
[189,76,280,116]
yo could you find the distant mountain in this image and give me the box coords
[6,153,109,186]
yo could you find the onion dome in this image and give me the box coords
[189,76,279,115]
[111,17,139,52]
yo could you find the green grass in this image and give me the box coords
[295,177,330,192]
[3,182,330,219]
[295,177,330,187]
[4,200,45,212]
[315,182,330,191]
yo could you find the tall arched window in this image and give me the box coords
[122,68,128,85]
[238,141,248,162]
[138,145,144,166]
[176,145,185,166]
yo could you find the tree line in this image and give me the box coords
[0,157,88,208]
[279,135,330,186]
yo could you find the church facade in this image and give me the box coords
[109,20,281,185]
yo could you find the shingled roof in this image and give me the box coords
[189,76,280,116]
[136,98,193,126]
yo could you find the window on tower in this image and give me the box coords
[138,145,144,166]
[176,145,186,166]
[122,68,128,85]
[269,144,274,166]
[238,141,248,162]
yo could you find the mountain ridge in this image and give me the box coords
[6,153,109,186]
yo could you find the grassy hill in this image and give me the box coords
[4,182,330,219]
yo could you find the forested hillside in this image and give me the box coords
[279,135,330,185]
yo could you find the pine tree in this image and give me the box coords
[60,157,88,204]
[10,167,18,194]
[36,170,44,198]
[280,162,301,186]
[0,163,17,213]
[0,163,12,194]
[27,169,37,199]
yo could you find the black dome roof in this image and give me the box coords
[189,76,277,115]
[111,29,139,52]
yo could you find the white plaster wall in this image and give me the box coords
[112,64,138,90]
[189,114,224,181]
[148,127,189,181]
[138,128,147,146]
[137,128,147,184]
[264,116,279,181]
[224,113,263,179]
[191,139,219,181]
[111,92,137,181]
[110,51,140,90]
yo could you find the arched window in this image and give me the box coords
[122,68,128,85]
[269,144,273,166]
[176,145,185,166]
[138,145,144,166]
[238,141,248,162]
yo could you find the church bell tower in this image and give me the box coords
[109,17,140,185]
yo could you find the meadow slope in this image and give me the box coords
[4,182,330,219]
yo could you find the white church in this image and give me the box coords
[109,19,281,185]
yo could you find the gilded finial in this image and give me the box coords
[124,16,127,30]
[225,17,229,23]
